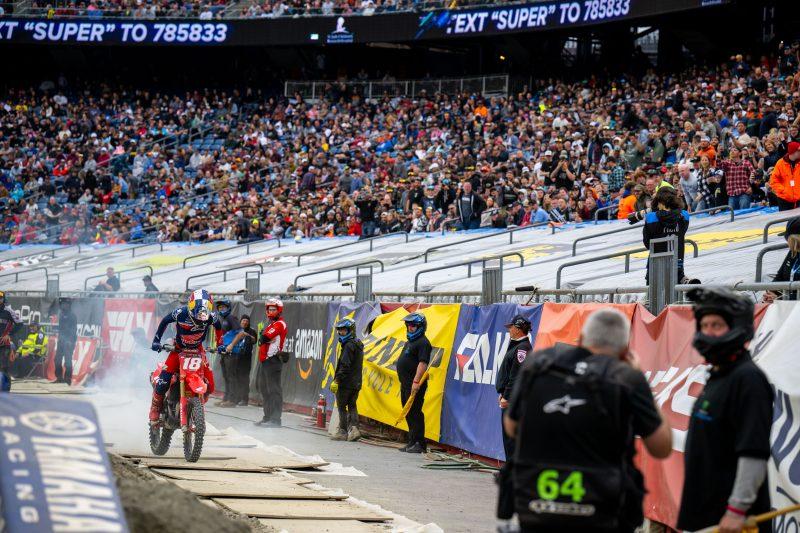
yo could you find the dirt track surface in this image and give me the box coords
[109,454,274,533]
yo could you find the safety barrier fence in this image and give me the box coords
[5,289,800,532]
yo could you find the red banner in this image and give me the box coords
[45,336,98,386]
[532,302,637,350]
[101,298,157,369]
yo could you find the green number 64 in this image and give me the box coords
[536,470,587,503]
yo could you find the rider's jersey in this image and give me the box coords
[0,306,21,346]
[153,306,222,350]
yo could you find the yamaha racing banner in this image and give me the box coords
[439,303,542,461]
[0,395,128,532]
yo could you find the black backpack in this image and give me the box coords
[512,344,630,530]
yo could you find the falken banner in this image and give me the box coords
[0,0,727,46]
[439,303,542,461]
[0,395,128,532]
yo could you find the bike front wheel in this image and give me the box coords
[183,396,205,463]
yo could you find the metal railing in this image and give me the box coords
[185,263,264,290]
[755,243,789,282]
[572,206,733,256]
[556,239,699,290]
[0,267,49,284]
[763,215,799,243]
[286,75,509,100]
[294,259,385,289]
[593,204,619,223]
[74,242,165,270]
[83,266,153,290]
[183,239,280,269]
[295,232,409,266]
[414,251,524,292]
[424,221,549,263]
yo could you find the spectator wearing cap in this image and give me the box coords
[618,182,642,220]
[142,275,159,293]
[697,136,717,167]
[548,151,576,190]
[720,148,756,211]
[521,200,551,226]
[769,141,800,211]
[605,157,626,194]
[764,217,800,302]
[496,314,532,461]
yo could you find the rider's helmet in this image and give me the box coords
[688,287,754,365]
[336,318,356,344]
[403,312,427,341]
[265,298,283,320]
[188,289,213,323]
[216,299,232,317]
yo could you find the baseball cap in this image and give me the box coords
[504,314,531,332]
[544,150,553,156]
[779,216,800,238]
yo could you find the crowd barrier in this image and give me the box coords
[5,294,800,529]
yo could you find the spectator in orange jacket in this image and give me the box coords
[769,141,800,211]
[617,182,641,220]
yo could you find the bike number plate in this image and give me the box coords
[182,356,202,371]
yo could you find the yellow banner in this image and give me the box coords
[354,305,460,442]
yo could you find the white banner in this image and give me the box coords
[752,302,800,531]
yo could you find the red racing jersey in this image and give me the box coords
[258,318,287,362]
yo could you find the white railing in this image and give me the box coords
[284,74,509,100]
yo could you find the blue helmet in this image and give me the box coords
[336,318,356,344]
[0,371,9,393]
[217,299,232,317]
[188,289,213,322]
[403,312,427,341]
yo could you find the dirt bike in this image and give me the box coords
[148,341,215,462]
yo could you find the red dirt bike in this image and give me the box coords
[148,341,215,462]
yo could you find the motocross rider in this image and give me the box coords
[149,289,222,423]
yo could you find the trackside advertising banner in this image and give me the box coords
[0,395,128,532]
[280,301,328,408]
[439,303,542,460]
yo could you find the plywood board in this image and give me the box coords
[135,458,274,473]
[121,452,237,461]
[213,499,390,522]
[221,448,329,470]
[171,479,346,500]
[151,468,313,485]
[257,519,387,532]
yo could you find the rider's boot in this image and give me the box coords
[149,392,164,425]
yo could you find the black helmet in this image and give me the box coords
[688,287,754,365]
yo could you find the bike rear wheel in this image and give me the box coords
[183,396,205,462]
[149,423,174,456]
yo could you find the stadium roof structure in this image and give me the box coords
[0,207,796,301]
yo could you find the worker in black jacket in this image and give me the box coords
[764,216,800,302]
[496,314,533,462]
[330,318,364,442]
[0,291,22,387]
[643,187,692,284]
[54,298,78,385]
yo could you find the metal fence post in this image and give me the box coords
[46,274,59,300]
[355,273,373,303]
[481,266,502,306]
[647,236,678,315]
[245,271,260,301]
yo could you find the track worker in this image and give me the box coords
[215,298,240,408]
[496,314,532,461]
[678,288,772,533]
[503,308,672,533]
[397,312,432,454]
[330,318,363,442]
[255,298,287,428]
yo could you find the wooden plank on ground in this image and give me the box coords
[151,468,313,485]
[213,499,390,522]
[121,452,238,461]
[171,479,346,500]
[257,519,387,532]
[227,448,329,470]
[135,458,274,473]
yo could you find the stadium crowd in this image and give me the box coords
[2,44,800,246]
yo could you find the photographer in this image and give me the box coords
[548,151,576,190]
[643,187,691,284]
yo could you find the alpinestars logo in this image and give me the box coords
[106,311,154,353]
[543,395,587,414]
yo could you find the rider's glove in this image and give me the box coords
[151,341,161,352]
[330,381,339,394]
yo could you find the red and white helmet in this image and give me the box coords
[265,298,283,319]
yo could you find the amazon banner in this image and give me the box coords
[323,304,460,443]
[280,301,328,408]
[440,303,543,461]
